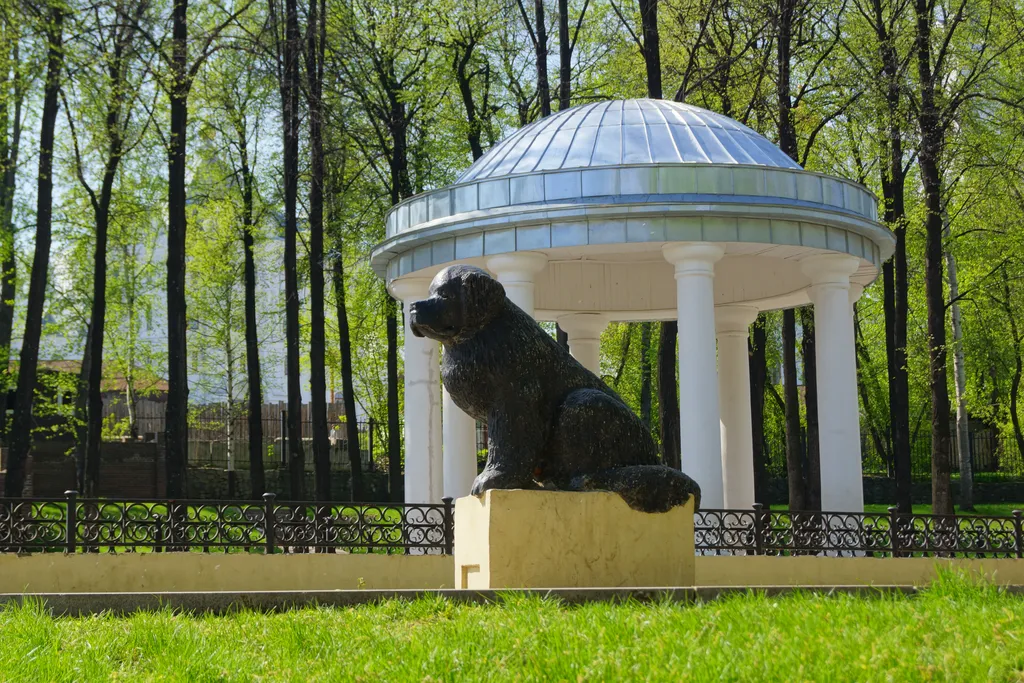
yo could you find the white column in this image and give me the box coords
[486,252,548,317]
[443,383,477,499]
[715,304,759,509]
[850,283,864,314]
[663,243,726,509]
[389,278,443,504]
[802,254,863,512]
[556,313,608,375]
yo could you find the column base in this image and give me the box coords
[454,490,695,589]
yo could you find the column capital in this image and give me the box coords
[849,282,865,305]
[662,243,726,271]
[556,312,609,340]
[485,252,548,280]
[715,305,759,335]
[389,277,432,302]
[800,253,860,285]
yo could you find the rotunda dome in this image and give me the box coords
[458,99,799,184]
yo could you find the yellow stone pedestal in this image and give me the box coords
[454,489,695,589]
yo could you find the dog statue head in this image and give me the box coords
[408,265,507,345]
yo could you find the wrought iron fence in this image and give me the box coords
[696,504,1024,558]
[0,492,453,555]
[3,494,1022,559]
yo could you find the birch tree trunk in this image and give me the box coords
[944,222,972,510]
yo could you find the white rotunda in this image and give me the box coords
[371,98,895,512]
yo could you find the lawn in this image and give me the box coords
[0,574,1021,681]
[771,503,1024,516]
[861,502,1024,516]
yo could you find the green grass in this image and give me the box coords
[0,574,1021,681]
[861,503,1024,516]
[772,503,1024,516]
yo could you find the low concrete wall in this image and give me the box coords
[695,555,1024,586]
[3,549,1022,596]
[0,553,454,593]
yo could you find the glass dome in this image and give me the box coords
[457,99,800,184]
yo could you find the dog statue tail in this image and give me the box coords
[567,465,702,513]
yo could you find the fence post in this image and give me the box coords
[888,506,900,557]
[442,496,454,555]
[264,492,276,555]
[155,514,164,553]
[1014,510,1023,560]
[168,500,178,550]
[752,503,763,556]
[64,490,77,554]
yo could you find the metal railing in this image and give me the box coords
[696,504,1024,557]
[2,494,1022,559]
[0,491,454,555]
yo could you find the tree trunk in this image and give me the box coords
[386,296,401,501]
[1008,269,1024,466]
[639,322,652,427]
[914,0,953,515]
[83,201,110,497]
[946,227,972,510]
[4,7,63,497]
[83,63,130,496]
[379,56,416,503]
[74,328,92,493]
[872,0,912,514]
[855,309,892,477]
[0,39,22,445]
[775,0,813,512]
[533,0,550,117]
[920,170,953,515]
[638,0,661,99]
[224,305,235,477]
[126,384,138,440]
[240,146,265,500]
[658,322,679,468]
[1011,353,1024,462]
[800,307,820,510]
[891,212,912,510]
[282,0,305,500]
[306,0,330,502]
[557,0,570,110]
[782,308,804,510]
[125,244,139,442]
[453,46,484,160]
[165,0,190,497]
[775,0,797,160]
[749,313,770,505]
[637,0,679,468]
[333,256,362,500]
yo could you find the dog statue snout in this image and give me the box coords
[408,300,426,337]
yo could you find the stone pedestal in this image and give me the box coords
[454,489,695,589]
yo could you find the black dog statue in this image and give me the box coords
[409,264,701,513]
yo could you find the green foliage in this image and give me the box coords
[3,0,1024,488]
[29,370,77,442]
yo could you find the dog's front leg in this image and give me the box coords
[471,407,546,495]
